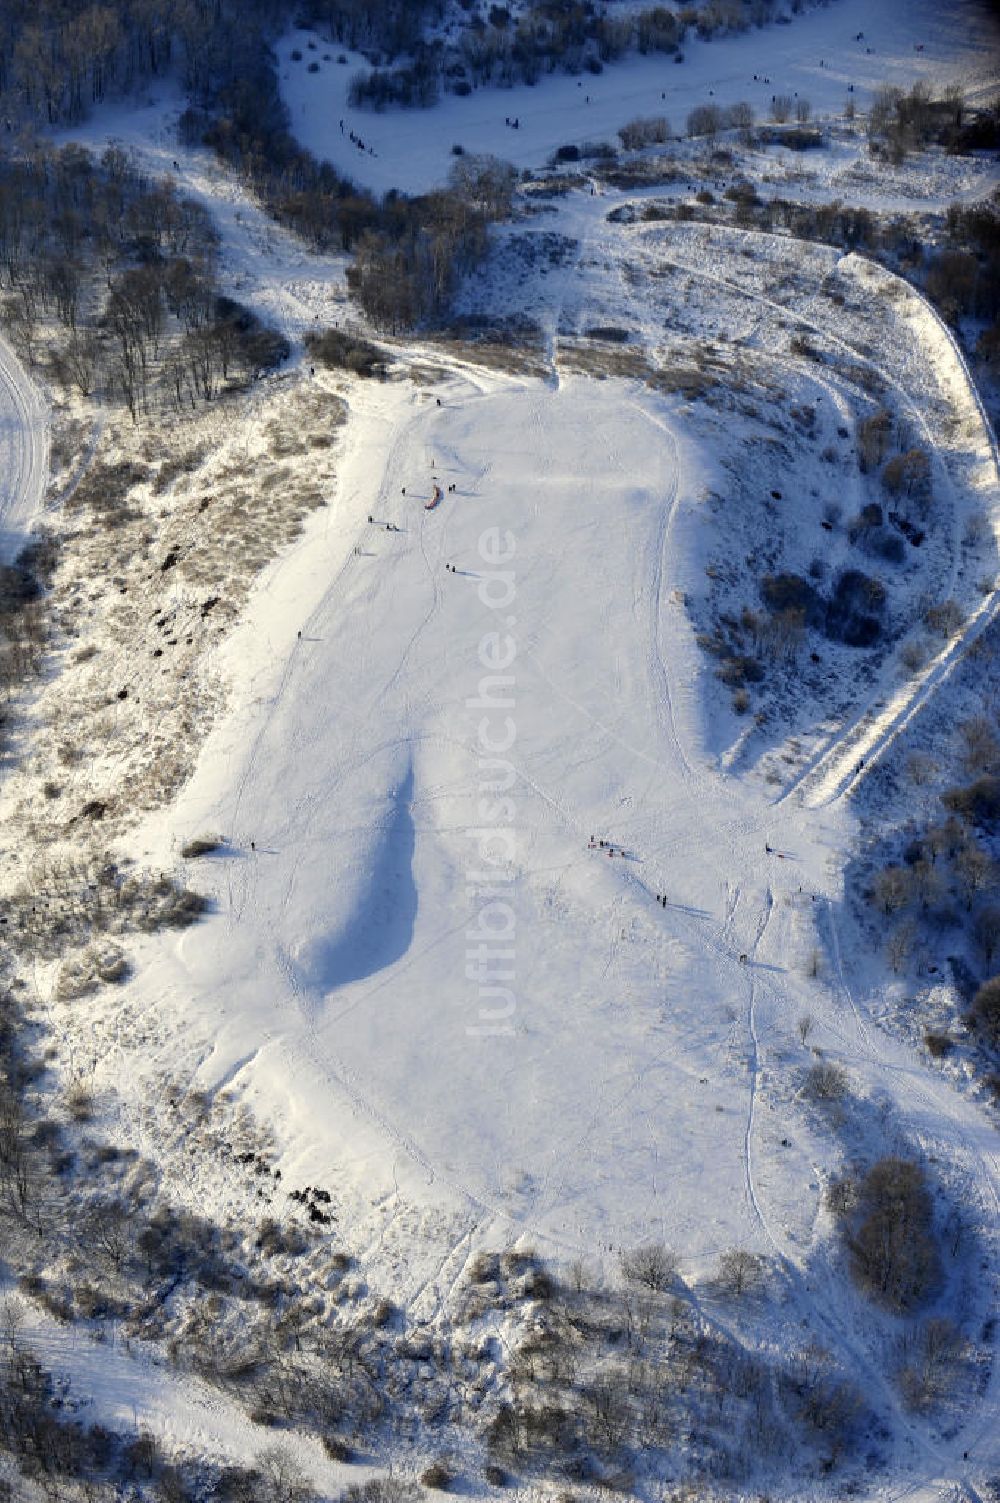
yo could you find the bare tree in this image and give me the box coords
[882,448,931,509]
[973,905,1000,967]
[870,865,912,916]
[959,715,1000,776]
[885,920,917,974]
[970,975,1000,1046]
[586,1368,631,1451]
[910,860,943,912]
[857,408,893,473]
[0,1086,38,1225]
[898,1317,965,1409]
[955,842,994,909]
[255,1447,315,1503]
[906,751,937,786]
[687,103,722,139]
[771,94,794,124]
[620,1242,678,1293]
[716,1247,764,1296]
[83,1198,135,1272]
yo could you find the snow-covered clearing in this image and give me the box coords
[279,0,1000,198]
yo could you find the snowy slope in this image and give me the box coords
[108,352,998,1491]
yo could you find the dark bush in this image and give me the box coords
[0,563,42,615]
[890,511,925,547]
[586,325,629,342]
[180,837,223,858]
[970,975,1000,1046]
[305,327,388,377]
[718,654,764,686]
[942,776,1000,827]
[824,569,886,646]
[867,529,906,565]
[421,1460,454,1490]
[760,572,823,625]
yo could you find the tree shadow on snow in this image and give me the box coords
[295,766,418,993]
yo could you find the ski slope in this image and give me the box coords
[0,333,48,563]
[116,358,999,1493]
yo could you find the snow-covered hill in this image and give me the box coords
[4,0,999,1495]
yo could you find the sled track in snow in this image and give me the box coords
[0,334,48,562]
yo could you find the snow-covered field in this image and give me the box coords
[278,0,1000,197]
[3,0,1000,1494]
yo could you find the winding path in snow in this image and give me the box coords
[0,333,48,563]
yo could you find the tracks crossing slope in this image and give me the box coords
[0,334,48,562]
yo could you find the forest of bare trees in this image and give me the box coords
[0,139,289,416]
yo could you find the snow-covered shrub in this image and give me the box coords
[715,1247,765,1296]
[618,115,669,151]
[803,1060,849,1102]
[620,1242,678,1292]
[686,103,722,139]
[899,639,928,674]
[343,1481,422,1503]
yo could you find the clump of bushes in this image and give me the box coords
[756,569,886,649]
[970,975,1000,1046]
[686,103,722,139]
[845,1157,940,1312]
[619,115,669,151]
[180,835,224,858]
[804,1060,849,1102]
[304,327,388,378]
[824,569,886,647]
[941,776,1000,827]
